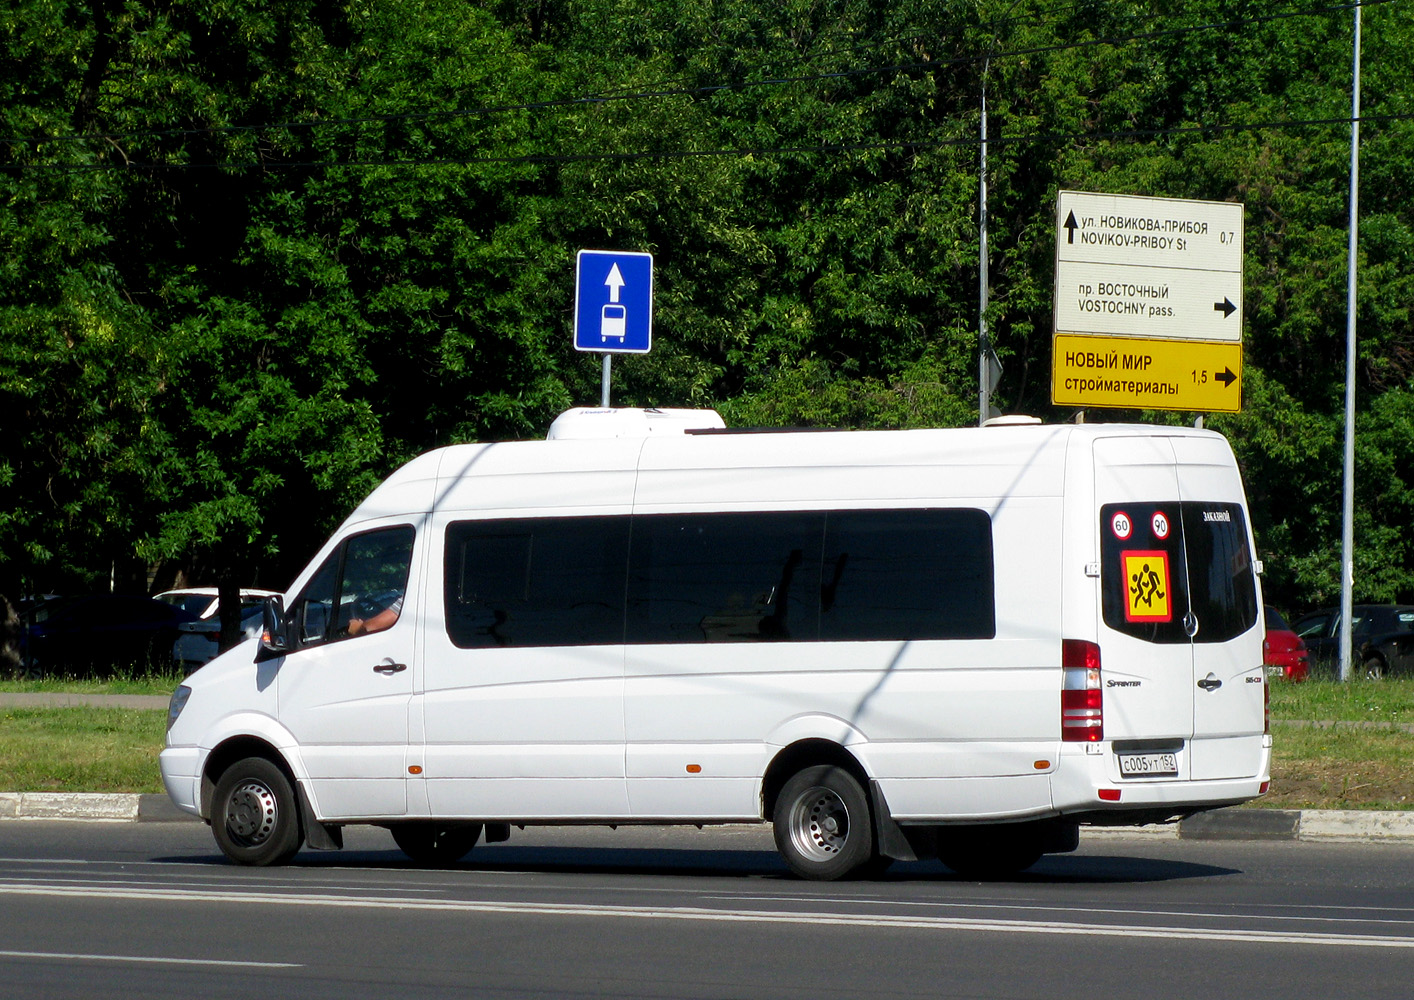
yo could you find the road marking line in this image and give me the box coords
[707,894,1414,928]
[0,950,300,969]
[2,883,1411,949]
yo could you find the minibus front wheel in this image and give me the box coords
[211,757,303,867]
[772,765,874,880]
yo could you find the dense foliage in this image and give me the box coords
[2,0,1411,617]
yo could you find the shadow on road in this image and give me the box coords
[162,845,1239,885]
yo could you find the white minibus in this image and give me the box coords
[162,408,1271,879]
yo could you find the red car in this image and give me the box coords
[1264,605,1310,681]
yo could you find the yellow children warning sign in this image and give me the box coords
[1123,550,1172,622]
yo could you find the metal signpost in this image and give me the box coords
[1051,191,1245,413]
[574,249,654,407]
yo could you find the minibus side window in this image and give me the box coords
[626,512,824,643]
[287,525,415,649]
[445,516,629,648]
[820,509,996,641]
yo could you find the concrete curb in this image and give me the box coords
[0,793,197,822]
[3,795,1414,843]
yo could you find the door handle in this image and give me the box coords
[1197,675,1223,691]
[373,660,408,675]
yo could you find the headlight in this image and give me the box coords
[167,685,192,734]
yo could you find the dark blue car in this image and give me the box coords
[1292,604,1414,680]
[22,594,200,677]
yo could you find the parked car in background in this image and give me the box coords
[1292,604,1414,679]
[155,588,279,619]
[174,606,268,673]
[157,589,279,672]
[1263,606,1310,681]
[22,594,201,677]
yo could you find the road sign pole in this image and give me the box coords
[978,88,990,427]
[1339,3,1362,683]
[601,354,612,408]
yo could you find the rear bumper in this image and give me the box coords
[1051,738,1270,822]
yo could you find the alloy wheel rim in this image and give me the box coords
[788,786,850,861]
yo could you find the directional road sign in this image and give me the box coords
[574,249,653,354]
[1052,333,1242,413]
[1054,191,1244,343]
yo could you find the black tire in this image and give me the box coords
[772,765,873,881]
[937,824,1043,879]
[391,822,484,866]
[211,757,303,866]
[853,852,896,879]
[1362,655,1387,681]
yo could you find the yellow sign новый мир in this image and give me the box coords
[1051,333,1242,413]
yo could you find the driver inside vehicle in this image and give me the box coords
[347,591,404,637]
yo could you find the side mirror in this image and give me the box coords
[256,595,289,661]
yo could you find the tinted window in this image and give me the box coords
[628,512,822,643]
[445,517,629,648]
[820,509,995,640]
[1101,502,1257,644]
[1182,502,1258,643]
[442,509,996,649]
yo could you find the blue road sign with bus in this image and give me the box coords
[574,250,653,354]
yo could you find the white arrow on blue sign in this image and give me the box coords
[574,249,653,354]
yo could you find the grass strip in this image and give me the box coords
[1264,725,1414,811]
[1269,677,1414,725]
[0,673,184,697]
[0,707,167,794]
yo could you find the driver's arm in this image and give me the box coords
[348,598,403,636]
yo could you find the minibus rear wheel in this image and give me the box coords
[772,765,873,880]
[211,757,303,867]
[390,822,484,866]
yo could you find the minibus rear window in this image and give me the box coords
[1100,501,1257,644]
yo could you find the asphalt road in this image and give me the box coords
[2,822,1413,1000]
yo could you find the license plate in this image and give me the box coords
[1117,752,1179,777]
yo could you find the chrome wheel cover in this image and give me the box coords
[786,785,851,861]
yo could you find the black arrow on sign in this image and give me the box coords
[1064,211,1079,244]
[1213,297,1237,318]
[1214,367,1237,388]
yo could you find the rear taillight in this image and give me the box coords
[1062,639,1103,742]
